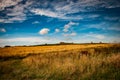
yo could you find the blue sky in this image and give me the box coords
[0,0,120,46]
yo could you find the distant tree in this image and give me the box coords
[5,45,11,47]
[23,45,26,47]
[99,41,102,43]
[91,41,93,44]
[60,42,65,44]
[45,43,47,45]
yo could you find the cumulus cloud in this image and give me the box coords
[39,28,50,35]
[63,21,79,32]
[55,29,60,33]
[0,28,6,32]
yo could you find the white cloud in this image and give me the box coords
[39,28,50,35]
[0,16,26,23]
[1,0,120,23]
[0,0,33,23]
[87,14,100,19]
[0,28,6,32]
[63,21,79,32]
[0,0,22,11]
[71,32,77,36]
[5,37,42,42]
[32,21,40,24]
[31,0,120,20]
[0,37,41,47]
[107,27,120,31]
[85,22,120,31]
[31,9,59,18]
[63,32,77,37]
[55,29,60,33]
[31,8,82,20]
[87,33,105,39]
[94,35,105,39]
[0,37,62,47]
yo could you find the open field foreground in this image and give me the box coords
[0,44,120,80]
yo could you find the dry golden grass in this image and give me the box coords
[0,44,109,58]
[0,43,120,80]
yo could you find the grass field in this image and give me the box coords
[0,43,120,80]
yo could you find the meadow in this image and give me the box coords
[0,43,120,80]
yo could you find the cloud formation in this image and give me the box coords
[32,21,40,24]
[30,0,120,20]
[63,32,77,37]
[55,29,60,33]
[0,28,6,33]
[39,28,50,35]
[0,0,120,23]
[63,21,79,32]
[31,9,59,18]
[87,33,105,39]
[0,0,33,23]
[0,0,22,11]
[0,36,65,47]
[0,0,120,46]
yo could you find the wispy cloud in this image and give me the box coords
[0,37,51,47]
[31,8,82,20]
[83,22,120,31]
[32,21,40,24]
[31,9,59,18]
[30,0,120,20]
[0,0,33,23]
[63,21,79,32]
[0,0,22,11]
[1,0,120,23]
[86,33,105,40]
[71,32,77,36]
[63,32,77,37]
[104,16,119,21]
[0,36,62,47]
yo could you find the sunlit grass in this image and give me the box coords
[0,44,120,80]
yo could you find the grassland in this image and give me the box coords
[0,43,120,80]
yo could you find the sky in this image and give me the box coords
[0,0,120,47]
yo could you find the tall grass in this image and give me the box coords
[0,44,120,80]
